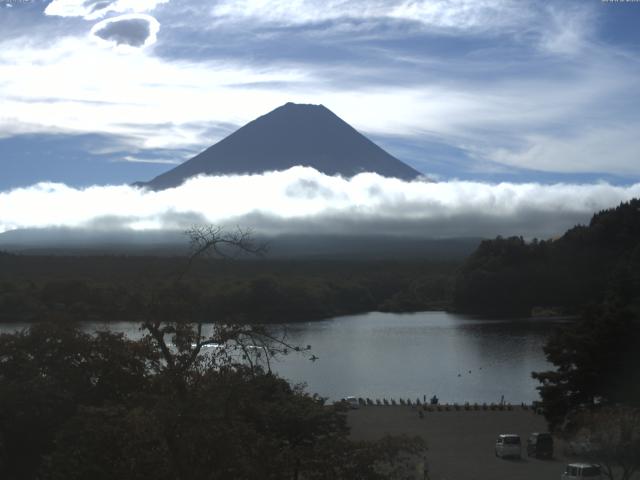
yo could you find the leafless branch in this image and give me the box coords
[178,225,267,282]
[141,225,310,383]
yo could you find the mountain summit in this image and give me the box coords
[141,103,422,189]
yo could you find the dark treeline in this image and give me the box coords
[454,199,640,315]
[0,321,425,480]
[447,199,640,475]
[0,254,457,323]
[533,303,640,429]
[498,199,640,474]
[0,230,428,479]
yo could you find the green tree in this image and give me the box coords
[0,226,426,479]
[532,305,640,431]
[571,407,640,480]
[0,322,154,479]
[0,322,425,480]
[453,199,640,315]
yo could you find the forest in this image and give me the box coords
[3,200,640,324]
[453,199,640,316]
[2,201,640,478]
[0,227,433,479]
[0,319,426,479]
[0,253,457,324]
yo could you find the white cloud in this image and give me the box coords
[90,14,160,49]
[0,37,308,149]
[1,167,639,238]
[44,0,169,20]
[490,126,640,175]
[2,1,640,178]
[388,0,526,31]
[210,0,527,32]
[4,33,636,175]
[538,3,593,56]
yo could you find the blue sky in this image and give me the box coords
[1,0,640,190]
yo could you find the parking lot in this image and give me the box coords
[347,406,619,480]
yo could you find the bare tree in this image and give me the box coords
[178,225,267,282]
[141,225,307,389]
[573,407,640,480]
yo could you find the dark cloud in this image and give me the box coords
[93,17,153,47]
[219,208,591,240]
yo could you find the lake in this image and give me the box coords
[0,311,567,403]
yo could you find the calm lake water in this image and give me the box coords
[0,311,568,403]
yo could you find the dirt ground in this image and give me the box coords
[347,405,608,480]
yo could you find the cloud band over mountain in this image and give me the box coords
[2,167,639,240]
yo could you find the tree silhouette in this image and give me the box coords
[572,407,640,480]
[532,305,640,431]
[0,226,426,479]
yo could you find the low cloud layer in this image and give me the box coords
[91,14,160,48]
[1,167,639,239]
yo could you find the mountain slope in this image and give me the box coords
[453,198,640,315]
[141,103,422,189]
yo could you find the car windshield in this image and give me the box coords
[582,466,601,476]
[503,436,520,444]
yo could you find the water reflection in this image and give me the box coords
[268,312,567,403]
[0,311,568,403]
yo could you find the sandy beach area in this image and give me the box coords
[347,405,622,480]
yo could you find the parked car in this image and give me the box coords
[527,432,554,458]
[561,463,602,479]
[495,434,521,458]
[344,396,360,409]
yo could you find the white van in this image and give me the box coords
[495,434,521,458]
[561,463,602,480]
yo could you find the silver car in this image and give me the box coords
[561,463,602,480]
[495,434,521,458]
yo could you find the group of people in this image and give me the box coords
[422,394,439,405]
